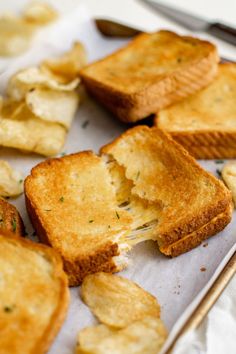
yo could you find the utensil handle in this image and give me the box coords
[208,22,236,45]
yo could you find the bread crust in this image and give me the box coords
[168,131,236,159]
[160,203,232,257]
[80,31,219,123]
[0,230,69,354]
[0,198,24,236]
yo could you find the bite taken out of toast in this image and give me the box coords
[24,126,232,286]
[155,63,236,159]
[0,198,24,236]
[0,231,69,354]
[80,30,219,123]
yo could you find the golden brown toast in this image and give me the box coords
[155,63,236,159]
[0,231,69,354]
[0,198,24,236]
[25,126,232,286]
[80,30,219,123]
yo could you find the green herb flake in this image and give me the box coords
[136,171,140,180]
[19,179,23,184]
[89,220,94,223]
[216,169,222,177]
[59,196,64,202]
[116,211,120,219]
[4,306,13,313]
[82,120,90,129]
[60,151,66,157]
[11,218,16,232]
[108,225,111,229]
[215,160,224,164]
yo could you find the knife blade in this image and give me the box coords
[140,0,236,46]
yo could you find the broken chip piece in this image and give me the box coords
[0,101,66,156]
[76,317,167,354]
[0,160,23,197]
[222,162,236,206]
[0,15,35,57]
[26,88,79,129]
[23,1,58,25]
[41,42,87,82]
[7,67,80,101]
[81,272,160,328]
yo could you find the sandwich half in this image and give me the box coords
[80,30,219,123]
[0,231,69,354]
[155,63,236,159]
[25,127,232,286]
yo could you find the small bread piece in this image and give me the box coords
[222,162,236,206]
[76,317,167,354]
[0,231,69,354]
[155,63,236,159]
[0,198,24,236]
[80,30,218,123]
[81,272,160,328]
[25,126,232,285]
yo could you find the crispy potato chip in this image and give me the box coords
[23,1,58,25]
[81,272,160,328]
[41,42,87,82]
[222,162,236,206]
[0,160,23,197]
[26,88,79,129]
[0,101,66,156]
[76,317,167,354]
[7,67,79,101]
[0,15,35,57]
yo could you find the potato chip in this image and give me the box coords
[0,160,23,197]
[7,67,80,101]
[0,15,35,56]
[41,42,87,82]
[81,272,160,328]
[222,162,236,206]
[76,317,167,354]
[0,101,66,156]
[26,88,79,129]
[23,1,58,25]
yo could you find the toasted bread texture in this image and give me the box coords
[0,198,24,236]
[80,30,219,123]
[25,126,232,286]
[155,63,236,159]
[0,231,69,354]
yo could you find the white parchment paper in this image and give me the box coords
[0,3,235,353]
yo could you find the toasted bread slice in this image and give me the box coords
[25,126,231,286]
[80,30,219,123]
[155,63,236,159]
[0,198,24,236]
[0,231,69,354]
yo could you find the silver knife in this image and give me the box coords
[140,0,236,46]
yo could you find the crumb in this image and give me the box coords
[200,267,206,272]
[203,243,208,248]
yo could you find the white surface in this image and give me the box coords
[0,1,235,354]
[172,275,236,354]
